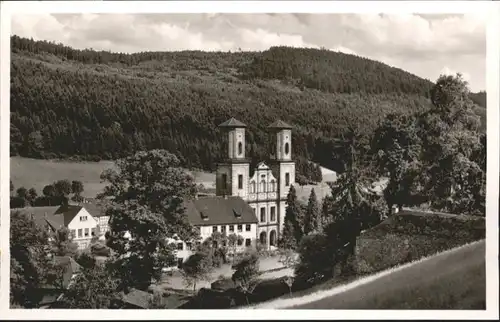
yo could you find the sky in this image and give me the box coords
[11,13,486,92]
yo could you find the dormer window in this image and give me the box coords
[201,211,209,221]
[233,209,242,218]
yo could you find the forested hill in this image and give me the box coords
[10,36,486,179]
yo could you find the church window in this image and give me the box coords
[260,207,266,222]
[238,142,243,155]
[285,173,290,186]
[269,180,276,192]
[238,175,243,189]
[260,180,266,192]
[285,142,290,155]
[250,181,256,193]
[270,206,276,222]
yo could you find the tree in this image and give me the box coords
[231,252,260,305]
[294,233,332,285]
[278,219,297,250]
[54,179,72,197]
[283,185,305,243]
[27,188,38,206]
[278,247,296,268]
[16,187,28,200]
[227,233,244,258]
[98,149,199,290]
[58,261,121,309]
[304,188,321,234]
[42,184,55,197]
[371,113,425,215]
[181,252,213,292]
[10,211,51,307]
[71,180,84,202]
[49,227,79,257]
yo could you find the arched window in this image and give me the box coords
[284,142,290,155]
[269,179,276,192]
[250,181,256,193]
[260,180,266,192]
[238,142,243,155]
[259,231,267,246]
[269,230,277,247]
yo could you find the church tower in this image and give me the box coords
[268,120,296,234]
[216,118,250,200]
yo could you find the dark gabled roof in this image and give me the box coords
[11,206,61,230]
[121,288,151,309]
[40,256,82,290]
[11,204,95,231]
[218,117,247,128]
[268,120,293,130]
[185,196,258,226]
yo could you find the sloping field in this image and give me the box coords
[251,240,486,310]
[354,209,485,274]
[10,156,336,201]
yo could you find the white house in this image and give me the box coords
[11,204,99,250]
[167,195,259,268]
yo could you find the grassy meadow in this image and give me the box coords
[287,240,486,310]
[10,156,336,201]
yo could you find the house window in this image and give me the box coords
[270,206,276,222]
[237,224,243,232]
[71,229,76,239]
[91,228,96,236]
[246,224,251,232]
[260,207,266,222]
[221,225,226,233]
[245,238,251,247]
[238,142,243,155]
[221,174,227,191]
[213,226,218,233]
[285,173,290,186]
[223,240,227,247]
[84,228,89,237]
[238,175,243,189]
[80,216,87,222]
[237,238,243,246]
[177,243,184,251]
[229,225,235,232]
[186,242,192,251]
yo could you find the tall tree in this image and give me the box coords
[304,188,321,234]
[181,252,213,292]
[98,149,199,290]
[231,252,260,305]
[283,185,305,243]
[10,211,51,307]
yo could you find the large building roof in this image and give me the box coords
[185,196,258,226]
[218,117,247,128]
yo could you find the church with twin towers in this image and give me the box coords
[216,117,296,249]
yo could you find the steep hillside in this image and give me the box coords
[10,36,486,178]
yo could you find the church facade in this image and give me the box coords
[215,118,296,250]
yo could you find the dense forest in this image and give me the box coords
[10,36,486,180]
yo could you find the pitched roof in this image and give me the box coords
[218,117,247,128]
[11,206,61,230]
[121,288,151,309]
[268,120,293,130]
[11,204,89,231]
[185,196,258,226]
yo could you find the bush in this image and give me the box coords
[211,278,236,292]
[294,233,334,286]
[90,242,111,257]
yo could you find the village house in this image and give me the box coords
[169,196,259,267]
[11,204,99,250]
